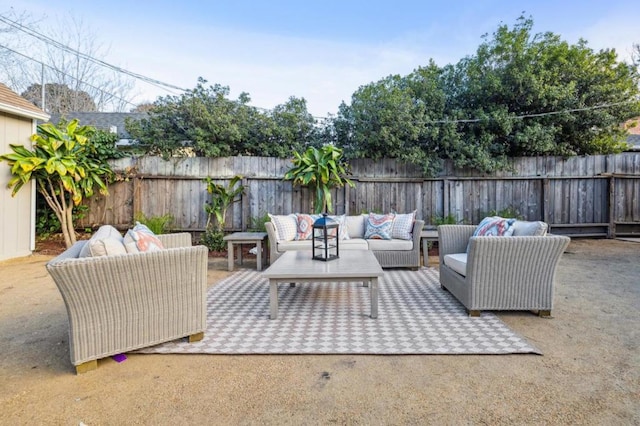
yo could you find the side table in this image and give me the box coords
[420,229,438,267]
[223,232,268,271]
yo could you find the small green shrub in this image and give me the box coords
[248,212,270,232]
[479,207,524,220]
[200,228,226,252]
[431,214,464,226]
[134,212,175,234]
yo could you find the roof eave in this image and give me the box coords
[0,103,50,121]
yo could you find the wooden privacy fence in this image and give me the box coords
[79,153,640,238]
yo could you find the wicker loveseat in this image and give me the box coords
[46,231,208,374]
[266,213,424,269]
[438,223,570,317]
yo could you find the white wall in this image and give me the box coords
[0,112,36,261]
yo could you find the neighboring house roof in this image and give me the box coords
[626,134,640,151]
[0,83,49,121]
[47,112,148,139]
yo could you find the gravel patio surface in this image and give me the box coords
[0,238,638,425]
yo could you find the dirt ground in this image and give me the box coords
[0,238,638,425]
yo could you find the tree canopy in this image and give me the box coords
[124,17,640,174]
[125,78,319,159]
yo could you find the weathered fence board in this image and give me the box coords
[78,153,640,237]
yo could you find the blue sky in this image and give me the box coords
[2,0,638,116]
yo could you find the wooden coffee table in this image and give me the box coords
[263,250,384,319]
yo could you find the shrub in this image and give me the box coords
[134,212,175,234]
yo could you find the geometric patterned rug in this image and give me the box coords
[134,268,541,355]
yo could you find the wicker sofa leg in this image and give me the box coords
[538,310,551,317]
[468,310,481,317]
[189,332,205,343]
[76,359,98,374]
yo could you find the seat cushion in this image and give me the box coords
[79,225,126,257]
[444,253,468,277]
[366,239,413,251]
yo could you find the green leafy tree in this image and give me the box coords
[0,119,113,248]
[283,145,354,213]
[335,16,640,174]
[125,78,315,158]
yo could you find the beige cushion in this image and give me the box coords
[345,215,366,239]
[366,239,413,251]
[444,253,467,277]
[79,225,126,257]
[511,220,548,236]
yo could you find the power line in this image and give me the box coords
[0,14,187,93]
[0,44,140,110]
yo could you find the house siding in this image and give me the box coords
[0,112,36,261]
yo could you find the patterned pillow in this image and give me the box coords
[296,213,321,240]
[473,216,516,237]
[364,213,395,240]
[123,222,165,253]
[268,213,298,241]
[328,214,350,240]
[391,210,416,240]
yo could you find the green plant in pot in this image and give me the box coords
[283,145,354,214]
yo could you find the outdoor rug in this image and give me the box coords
[135,268,541,355]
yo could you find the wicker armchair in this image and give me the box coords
[437,224,570,317]
[46,233,208,374]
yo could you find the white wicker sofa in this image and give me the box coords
[46,226,208,374]
[266,213,425,269]
[438,221,570,317]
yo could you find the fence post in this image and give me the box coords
[608,175,616,238]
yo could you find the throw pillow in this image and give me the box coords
[268,213,298,241]
[79,225,127,257]
[391,210,416,240]
[123,222,165,253]
[295,213,321,240]
[364,213,395,240]
[511,220,548,236]
[328,214,349,240]
[345,214,366,239]
[472,216,516,237]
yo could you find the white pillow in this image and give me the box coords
[79,225,126,257]
[511,220,548,236]
[392,210,416,240]
[268,213,298,241]
[345,215,366,239]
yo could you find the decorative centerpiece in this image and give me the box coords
[312,213,339,261]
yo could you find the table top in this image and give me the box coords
[420,230,438,239]
[223,232,268,242]
[263,250,383,280]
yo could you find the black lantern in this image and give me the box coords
[312,213,339,261]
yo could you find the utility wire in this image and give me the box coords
[0,44,139,110]
[1,14,637,123]
[0,14,186,93]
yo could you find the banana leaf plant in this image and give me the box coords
[0,119,113,248]
[283,145,354,214]
[204,175,245,232]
